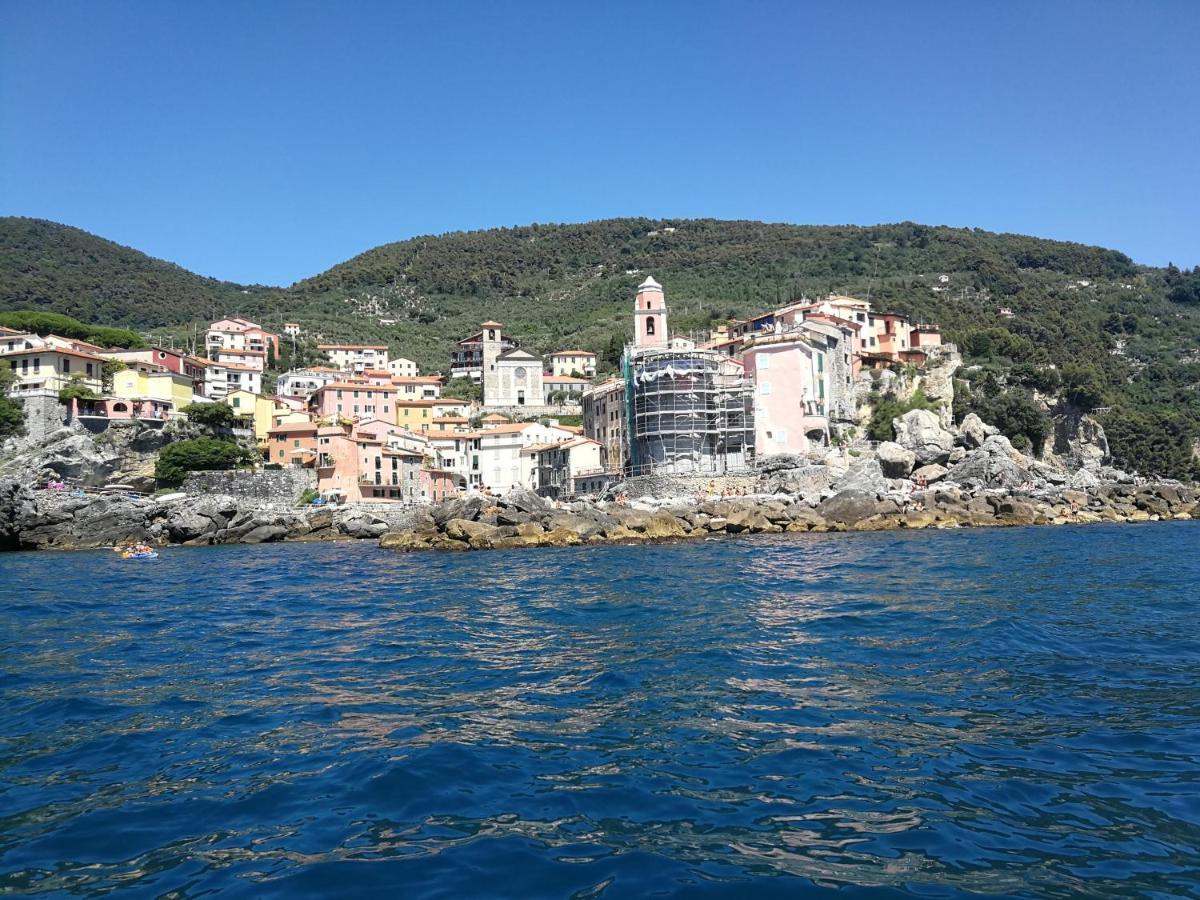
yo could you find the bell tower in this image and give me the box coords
[633,276,667,350]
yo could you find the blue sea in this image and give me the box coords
[1,523,1199,898]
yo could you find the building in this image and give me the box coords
[214,347,267,373]
[485,348,544,408]
[742,332,829,455]
[1,340,105,396]
[475,421,577,494]
[314,420,426,503]
[284,322,301,336]
[317,344,390,374]
[548,350,597,377]
[206,318,280,358]
[104,347,207,395]
[310,382,399,422]
[392,375,442,399]
[388,357,419,378]
[277,367,340,401]
[222,363,262,396]
[582,378,626,473]
[542,374,589,405]
[451,321,515,382]
[110,366,195,412]
[225,390,281,446]
[268,421,319,467]
[525,437,603,499]
[624,278,755,476]
[395,397,471,432]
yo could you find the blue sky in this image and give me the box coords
[2,1,1197,285]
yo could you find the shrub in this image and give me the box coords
[59,379,98,405]
[181,402,240,430]
[155,438,254,488]
[867,388,939,442]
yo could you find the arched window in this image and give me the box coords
[646,317,656,336]
[488,330,495,340]
[112,402,128,413]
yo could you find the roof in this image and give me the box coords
[221,362,263,372]
[423,429,483,440]
[395,398,442,407]
[216,348,266,356]
[318,382,398,391]
[391,375,442,384]
[317,343,388,351]
[479,320,503,328]
[544,374,589,383]
[1,346,105,362]
[268,422,319,435]
[478,422,539,435]
[638,275,662,290]
[433,415,468,423]
[549,349,596,357]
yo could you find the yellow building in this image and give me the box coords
[395,399,439,432]
[225,390,279,445]
[111,368,194,411]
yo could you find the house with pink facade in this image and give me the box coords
[742,333,830,455]
[310,382,399,422]
[206,318,280,358]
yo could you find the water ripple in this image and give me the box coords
[1,524,1199,897]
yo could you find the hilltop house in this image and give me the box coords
[206,318,280,358]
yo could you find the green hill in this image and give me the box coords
[0,217,273,330]
[2,216,1199,477]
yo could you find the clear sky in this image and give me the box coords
[2,1,1197,285]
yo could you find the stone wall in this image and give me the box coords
[182,468,316,506]
[21,393,68,443]
[481,404,581,419]
[613,471,758,500]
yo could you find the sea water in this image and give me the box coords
[1,523,1198,897]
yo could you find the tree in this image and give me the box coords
[101,359,126,393]
[155,437,254,488]
[442,377,482,402]
[181,401,241,430]
[0,368,23,440]
[58,377,98,405]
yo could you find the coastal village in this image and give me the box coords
[0,276,949,503]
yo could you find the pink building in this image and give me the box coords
[742,333,829,455]
[206,318,281,358]
[310,382,399,422]
[315,420,429,502]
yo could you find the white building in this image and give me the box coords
[214,348,267,372]
[524,436,603,499]
[485,348,544,408]
[392,376,442,399]
[222,363,262,396]
[206,318,280,357]
[277,367,340,400]
[388,357,420,378]
[318,344,390,374]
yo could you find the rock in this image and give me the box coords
[430,493,485,526]
[338,514,390,539]
[957,413,997,449]
[877,441,916,478]
[1069,468,1101,490]
[892,409,955,465]
[946,435,1034,490]
[763,464,835,500]
[379,530,436,551]
[756,453,807,474]
[642,511,688,539]
[832,458,888,496]
[540,527,583,547]
[817,490,883,526]
[444,518,501,548]
[544,511,604,538]
[501,486,548,515]
[724,507,778,533]
[496,509,531,526]
[242,524,288,543]
[911,463,949,484]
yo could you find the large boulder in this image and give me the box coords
[832,458,888,496]
[762,464,835,500]
[501,486,548,515]
[756,453,807,474]
[945,435,1034,490]
[817,490,883,526]
[877,441,916,478]
[957,413,997,450]
[430,493,485,526]
[892,409,954,465]
[338,513,390,539]
[911,463,949,485]
[444,518,502,548]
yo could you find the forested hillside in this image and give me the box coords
[0,217,271,328]
[2,216,1199,477]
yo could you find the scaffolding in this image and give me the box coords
[623,347,755,476]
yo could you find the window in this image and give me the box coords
[279,449,284,458]
[293,439,300,448]
[32,358,39,373]
[62,358,71,373]
[757,354,769,370]
[759,382,771,395]
[817,354,824,373]
[645,317,655,336]
[232,397,240,407]
[86,363,94,376]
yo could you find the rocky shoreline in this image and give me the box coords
[0,406,1195,553]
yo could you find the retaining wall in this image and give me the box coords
[182,469,316,506]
